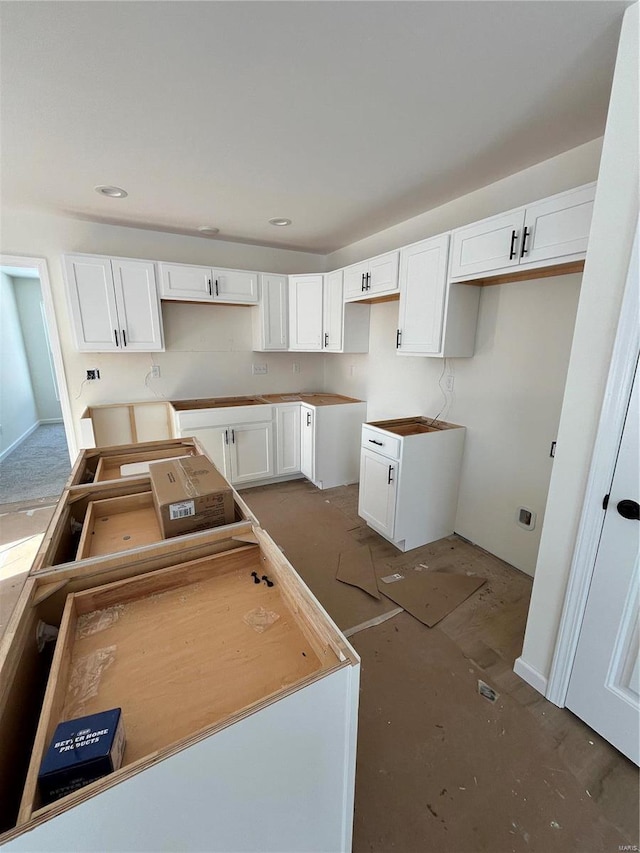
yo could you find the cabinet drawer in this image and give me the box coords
[361,427,400,460]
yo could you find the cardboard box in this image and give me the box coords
[38,709,125,806]
[149,454,235,538]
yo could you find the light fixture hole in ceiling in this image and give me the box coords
[95,185,128,198]
[269,218,292,227]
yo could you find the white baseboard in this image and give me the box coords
[514,656,548,696]
[39,418,63,425]
[0,420,39,462]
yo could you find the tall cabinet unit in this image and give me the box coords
[63,255,164,352]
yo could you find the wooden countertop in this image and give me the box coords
[171,393,363,410]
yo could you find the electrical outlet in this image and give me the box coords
[150,365,161,379]
[445,374,454,392]
[292,362,300,374]
[86,369,100,381]
[252,363,268,375]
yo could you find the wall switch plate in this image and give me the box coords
[445,374,454,392]
[150,365,161,379]
[86,369,100,381]
[292,363,301,374]
[252,363,268,375]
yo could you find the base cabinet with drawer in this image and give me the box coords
[358,418,466,551]
[0,445,359,852]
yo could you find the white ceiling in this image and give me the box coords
[0,1,628,254]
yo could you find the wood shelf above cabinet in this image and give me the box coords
[457,259,585,287]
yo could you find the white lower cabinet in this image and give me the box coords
[275,404,301,475]
[301,402,367,490]
[358,418,466,551]
[185,422,274,486]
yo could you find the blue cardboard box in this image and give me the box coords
[38,709,125,805]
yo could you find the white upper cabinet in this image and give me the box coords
[252,274,288,351]
[64,255,164,352]
[449,182,596,282]
[397,234,479,358]
[343,251,399,301]
[158,262,258,304]
[323,270,345,351]
[397,234,449,355]
[289,275,324,351]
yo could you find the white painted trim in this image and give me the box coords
[546,220,640,707]
[514,656,549,695]
[0,420,39,462]
[0,255,77,462]
[39,418,64,425]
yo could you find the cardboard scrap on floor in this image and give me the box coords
[336,545,380,600]
[378,569,486,627]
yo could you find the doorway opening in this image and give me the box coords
[0,255,74,508]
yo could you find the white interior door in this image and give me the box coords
[566,358,640,764]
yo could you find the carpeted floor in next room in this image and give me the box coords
[0,423,70,506]
[241,478,639,853]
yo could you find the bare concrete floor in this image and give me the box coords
[242,479,639,853]
[1,480,638,851]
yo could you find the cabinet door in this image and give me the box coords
[186,426,229,479]
[522,184,595,265]
[288,275,323,351]
[158,263,214,301]
[343,262,369,299]
[228,422,274,484]
[276,405,301,475]
[256,275,288,350]
[213,269,258,304]
[358,449,397,538]
[300,406,315,481]
[449,210,525,279]
[397,235,449,355]
[112,260,164,352]
[63,255,121,351]
[323,271,344,351]
[369,251,399,295]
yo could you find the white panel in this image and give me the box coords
[229,421,274,483]
[63,255,120,351]
[288,276,323,351]
[323,271,344,351]
[276,405,301,475]
[257,274,288,350]
[214,269,258,304]
[450,210,525,278]
[158,263,213,301]
[523,184,595,264]
[358,449,396,538]
[368,251,399,295]
[2,667,359,853]
[112,260,164,351]
[300,405,315,480]
[343,262,368,299]
[398,235,448,354]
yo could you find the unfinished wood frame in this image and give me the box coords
[457,259,584,287]
[79,402,174,449]
[3,528,357,841]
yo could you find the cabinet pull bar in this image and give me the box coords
[208,278,212,296]
[224,429,229,445]
[215,279,219,296]
[388,465,394,484]
[366,272,371,290]
[324,332,329,347]
[520,227,530,257]
[114,329,119,347]
[368,439,383,446]
[396,329,402,348]
[122,329,127,347]
[361,273,365,292]
[231,429,235,443]
[306,412,311,426]
[509,229,518,260]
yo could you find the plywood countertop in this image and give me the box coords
[171,392,363,409]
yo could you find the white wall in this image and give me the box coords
[0,211,327,450]
[519,3,639,681]
[324,141,601,574]
[12,276,63,422]
[0,272,38,457]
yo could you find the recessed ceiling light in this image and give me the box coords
[95,185,128,198]
[269,218,292,227]
[197,226,220,236]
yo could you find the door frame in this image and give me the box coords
[546,221,639,705]
[0,254,76,462]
